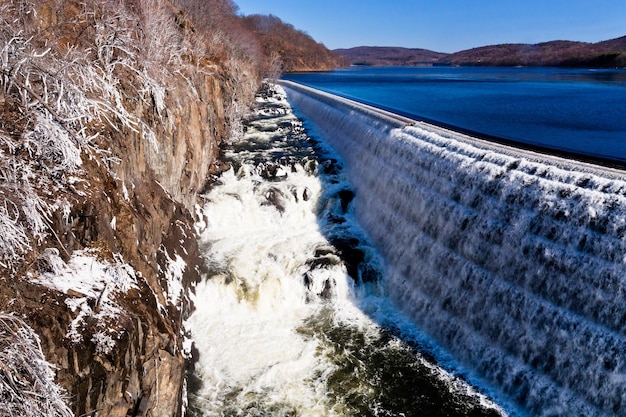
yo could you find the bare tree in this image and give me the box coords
[266,50,284,81]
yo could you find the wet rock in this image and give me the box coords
[305,245,342,269]
[337,189,355,213]
[303,159,318,174]
[327,214,347,224]
[320,158,341,176]
[331,237,365,282]
[313,245,336,257]
[303,273,335,300]
[258,163,289,180]
[306,253,342,269]
[264,187,288,213]
[291,186,311,203]
[319,278,335,299]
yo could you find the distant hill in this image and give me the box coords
[442,36,626,67]
[335,36,626,68]
[334,46,447,66]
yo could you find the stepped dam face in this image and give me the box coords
[280,80,626,417]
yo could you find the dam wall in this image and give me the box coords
[281,80,626,416]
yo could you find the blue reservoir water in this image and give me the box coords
[282,66,626,164]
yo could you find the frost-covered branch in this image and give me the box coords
[0,131,51,268]
[0,1,186,267]
[0,313,73,417]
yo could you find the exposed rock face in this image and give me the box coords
[123,71,229,210]
[0,68,207,417]
[0,1,259,416]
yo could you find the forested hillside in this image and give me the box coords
[335,46,446,66]
[336,36,626,68]
[442,36,626,67]
[242,14,348,73]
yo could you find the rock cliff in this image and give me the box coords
[0,1,259,416]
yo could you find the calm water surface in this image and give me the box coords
[283,66,626,163]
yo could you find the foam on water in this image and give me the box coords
[281,80,626,417]
[186,84,507,416]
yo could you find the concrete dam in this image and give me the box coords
[281,80,626,417]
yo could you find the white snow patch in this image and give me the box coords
[163,248,187,307]
[31,249,138,349]
[194,203,207,234]
[33,249,138,296]
[91,331,116,355]
[122,182,130,201]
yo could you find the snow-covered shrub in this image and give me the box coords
[171,0,262,135]
[24,114,83,173]
[0,313,73,417]
[0,198,31,262]
[0,1,188,267]
[0,4,84,267]
[138,0,186,73]
[0,133,50,268]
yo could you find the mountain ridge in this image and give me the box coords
[334,46,446,66]
[335,36,626,67]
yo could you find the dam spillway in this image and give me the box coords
[280,80,626,416]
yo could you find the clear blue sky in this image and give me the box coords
[234,0,626,53]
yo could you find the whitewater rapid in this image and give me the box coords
[281,80,626,417]
[185,84,507,416]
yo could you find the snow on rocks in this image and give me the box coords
[160,245,187,308]
[30,248,138,354]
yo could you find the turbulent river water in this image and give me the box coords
[185,85,508,416]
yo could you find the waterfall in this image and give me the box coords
[186,84,507,416]
[281,80,626,417]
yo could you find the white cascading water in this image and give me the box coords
[281,80,626,417]
[186,84,508,416]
